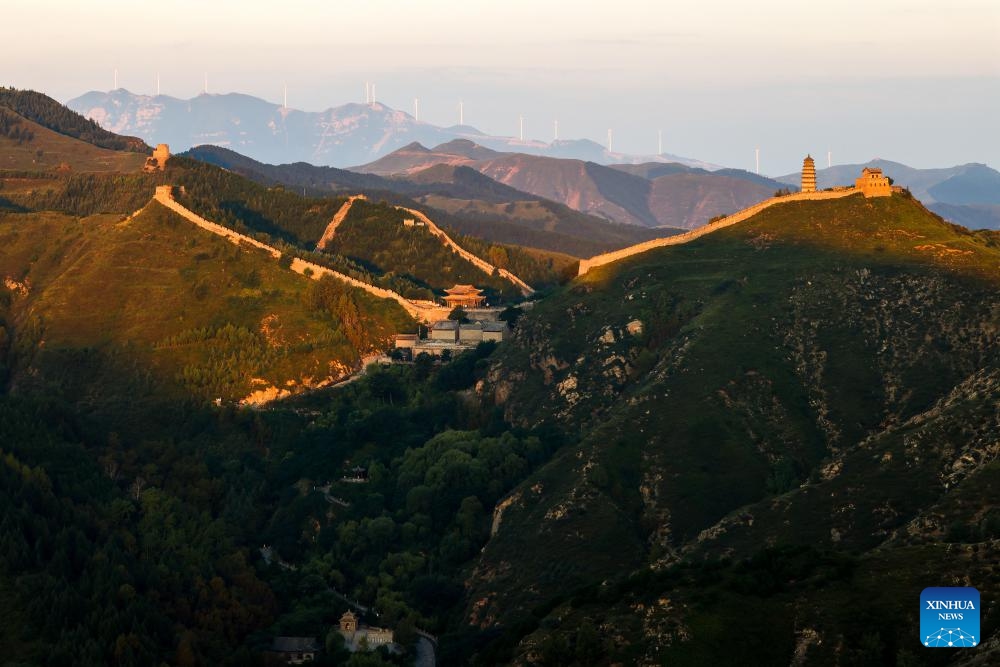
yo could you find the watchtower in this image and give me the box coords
[143,143,170,172]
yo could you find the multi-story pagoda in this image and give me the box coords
[442,284,486,308]
[801,154,817,193]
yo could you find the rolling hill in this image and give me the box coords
[5,86,1000,667]
[357,140,785,229]
[182,143,669,257]
[778,159,1000,229]
[460,192,1000,664]
[0,107,146,173]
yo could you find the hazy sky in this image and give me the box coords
[3,0,998,172]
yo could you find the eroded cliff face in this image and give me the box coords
[464,196,1000,662]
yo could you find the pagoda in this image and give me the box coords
[442,284,486,308]
[801,155,817,193]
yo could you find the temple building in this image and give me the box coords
[855,167,892,198]
[442,284,486,308]
[801,154,817,193]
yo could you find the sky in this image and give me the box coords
[2,0,998,172]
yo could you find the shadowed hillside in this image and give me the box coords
[458,193,1000,664]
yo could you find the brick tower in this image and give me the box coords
[801,155,817,193]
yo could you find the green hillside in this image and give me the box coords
[0,202,411,406]
[322,198,529,300]
[0,87,147,153]
[0,107,146,173]
[460,193,1000,664]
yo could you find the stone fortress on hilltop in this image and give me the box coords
[800,154,891,198]
[854,166,892,197]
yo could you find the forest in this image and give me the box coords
[0,286,563,666]
[0,88,147,153]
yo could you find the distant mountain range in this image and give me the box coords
[182,144,668,257]
[66,89,717,170]
[355,139,789,229]
[778,159,1000,229]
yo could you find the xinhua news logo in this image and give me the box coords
[921,587,980,648]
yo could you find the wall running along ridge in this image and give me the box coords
[315,195,367,251]
[395,206,535,296]
[153,186,452,322]
[577,189,860,276]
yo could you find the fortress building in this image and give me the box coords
[801,154,817,193]
[143,143,170,172]
[855,167,892,198]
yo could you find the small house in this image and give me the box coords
[459,322,484,343]
[482,321,509,342]
[429,320,459,342]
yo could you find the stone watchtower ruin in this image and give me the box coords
[143,143,170,172]
[801,154,817,193]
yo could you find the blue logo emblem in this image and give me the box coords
[921,587,980,648]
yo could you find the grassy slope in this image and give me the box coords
[0,202,411,405]
[0,108,146,173]
[464,193,1000,662]
[322,198,522,298]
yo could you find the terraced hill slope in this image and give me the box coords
[460,192,1000,665]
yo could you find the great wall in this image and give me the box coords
[152,186,452,322]
[577,189,860,276]
[313,194,534,297]
[315,194,367,252]
[395,205,535,296]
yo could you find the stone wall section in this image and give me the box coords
[152,187,451,322]
[396,206,536,296]
[315,195,367,251]
[577,189,860,276]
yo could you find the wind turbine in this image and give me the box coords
[827,150,832,168]
[459,100,464,126]
[113,68,118,90]
[607,129,613,153]
[519,114,524,141]
[203,72,208,94]
[283,83,288,110]
[755,147,760,175]
[554,119,559,141]
[156,72,160,96]
[658,129,663,156]
[414,98,419,121]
